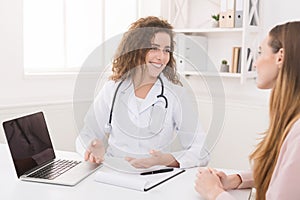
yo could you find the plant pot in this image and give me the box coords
[211,20,219,28]
[220,64,229,72]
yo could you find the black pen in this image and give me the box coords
[140,168,174,175]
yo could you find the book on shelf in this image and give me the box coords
[231,46,241,73]
[247,48,254,71]
[237,47,242,73]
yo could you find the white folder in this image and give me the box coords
[219,0,228,28]
[220,0,235,28]
[235,0,243,28]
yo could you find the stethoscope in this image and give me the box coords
[104,76,168,134]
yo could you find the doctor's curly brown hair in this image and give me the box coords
[110,16,181,86]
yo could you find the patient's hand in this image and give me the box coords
[195,168,224,199]
[214,170,242,190]
[125,150,179,168]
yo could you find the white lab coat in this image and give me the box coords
[76,75,209,168]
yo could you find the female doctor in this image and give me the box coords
[76,16,209,169]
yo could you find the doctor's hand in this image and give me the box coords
[125,150,179,168]
[195,168,224,200]
[84,139,105,164]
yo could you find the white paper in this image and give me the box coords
[94,171,148,191]
[94,167,184,191]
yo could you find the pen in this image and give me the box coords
[140,168,174,175]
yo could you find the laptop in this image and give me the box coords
[2,111,101,186]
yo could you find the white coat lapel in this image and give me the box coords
[118,80,139,118]
[138,78,163,114]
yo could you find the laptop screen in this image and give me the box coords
[2,112,55,177]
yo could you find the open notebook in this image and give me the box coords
[95,157,185,191]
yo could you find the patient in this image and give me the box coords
[195,21,300,200]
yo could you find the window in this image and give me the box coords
[23,0,138,73]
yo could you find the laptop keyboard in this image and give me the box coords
[28,159,81,180]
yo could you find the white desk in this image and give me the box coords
[0,144,251,200]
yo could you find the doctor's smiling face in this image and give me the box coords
[145,32,171,79]
[109,17,180,87]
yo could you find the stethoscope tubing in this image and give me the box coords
[106,76,168,132]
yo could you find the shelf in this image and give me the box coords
[174,28,243,36]
[181,71,241,78]
[171,0,261,84]
[244,71,257,78]
[180,71,257,79]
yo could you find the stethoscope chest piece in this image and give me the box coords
[104,123,112,134]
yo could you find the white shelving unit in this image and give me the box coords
[167,0,261,83]
[174,27,243,35]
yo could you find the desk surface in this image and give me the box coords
[0,144,250,200]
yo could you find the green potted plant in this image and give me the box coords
[220,59,229,72]
[211,14,220,27]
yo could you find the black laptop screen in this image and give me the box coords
[3,112,55,177]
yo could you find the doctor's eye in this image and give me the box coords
[149,46,159,51]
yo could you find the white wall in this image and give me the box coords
[1,0,299,170]
[0,102,79,151]
[261,0,300,35]
[182,75,270,170]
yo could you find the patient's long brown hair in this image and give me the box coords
[110,16,181,85]
[250,21,300,200]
